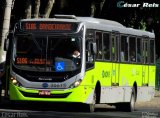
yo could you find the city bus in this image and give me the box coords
[4,15,156,112]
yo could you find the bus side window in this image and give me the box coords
[137,38,142,62]
[85,29,95,70]
[129,37,136,62]
[150,39,155,64]
[96,32,102,60]
[121,35,129,62]
[103,33,110,60]
[111,36,116,61]
[142,39,149,64]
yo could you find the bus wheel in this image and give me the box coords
[126,88,136,112]
[87,90,96,112]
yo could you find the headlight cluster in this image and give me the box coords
[69,79,82,88]
[10,76,22,87]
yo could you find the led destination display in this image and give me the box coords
[16,57,52,65]
[20,21,79,33]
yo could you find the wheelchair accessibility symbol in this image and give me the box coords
[55,62,65,72]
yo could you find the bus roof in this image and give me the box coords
[76,17,155,39]
[20,18,80,23]
[77,17,124,27]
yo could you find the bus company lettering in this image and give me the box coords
[102,70,110,78]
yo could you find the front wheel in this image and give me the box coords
[86,90,96,112]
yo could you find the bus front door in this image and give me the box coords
[142,39,149,86]
[111,34,119,86]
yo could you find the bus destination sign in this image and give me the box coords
[16,57,52,65]
[20,21,79,33]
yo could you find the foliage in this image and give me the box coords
[2,0,160,56]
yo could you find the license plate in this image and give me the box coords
[39,90,51,96]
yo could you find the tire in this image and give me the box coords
[116,88,136,112]
[126,88,136,112]
[86,90,96,112]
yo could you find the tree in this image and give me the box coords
[24,0,55,19]
[33,0,40,18]
[0,0,13,63]
[2,0,160,57]
[43,0,55,18]
[24,0,32,18]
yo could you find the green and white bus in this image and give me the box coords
[4,15,156,112]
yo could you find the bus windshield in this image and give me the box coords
[13,35,82,72]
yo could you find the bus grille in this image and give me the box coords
[19,90,71,98]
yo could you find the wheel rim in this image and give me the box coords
[93,91,96,104]
[130,92,135,111]
[90,90,96,112]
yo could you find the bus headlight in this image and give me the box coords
[69,79,82,88]
[11,76,17,84]
[10,76,22,87]
[12,79,18,84]
[74,81,80,87]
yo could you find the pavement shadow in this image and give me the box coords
[0,97,118,113]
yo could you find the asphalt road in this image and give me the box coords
[0,100,160,118]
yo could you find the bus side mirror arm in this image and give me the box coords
[4,31,13,51]
[4,38,9,51]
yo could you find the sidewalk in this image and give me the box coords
[135,91,160,109]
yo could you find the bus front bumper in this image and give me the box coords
[9,82,94,103]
